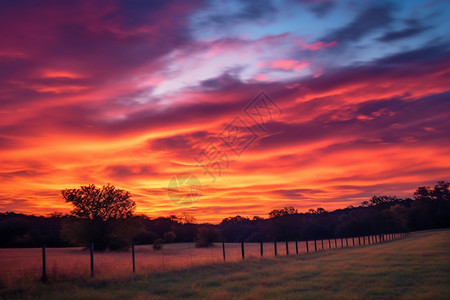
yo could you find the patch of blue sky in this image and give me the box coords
[188,0,355,42]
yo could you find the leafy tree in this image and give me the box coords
[221,215,250,223]
[360,201,370,207]
[413,181,450,228]
[220,215,251,241]
[414,181,450,202]
[269,206,298,218]
[370,195,399,206]
[61,184,142,251]
[62,184,135,220]
[3,180,450,248]
[170,212,197,224]
[306,208,328,214]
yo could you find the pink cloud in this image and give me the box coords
[297,39,338,51]
[260,59,309,71]
[253,73,268,81]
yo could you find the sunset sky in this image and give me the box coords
[1,0,449,223]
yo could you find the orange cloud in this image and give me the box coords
[0,1,449,224]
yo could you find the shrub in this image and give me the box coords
[153,238,164,250]
[195,227,221,248]
[163,231,176,243]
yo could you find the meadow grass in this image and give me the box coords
[1,229,449,299]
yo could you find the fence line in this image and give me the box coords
[0,232,410,284]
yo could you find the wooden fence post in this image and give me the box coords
[334,238,337,248]
[345,238,348,247]
[260,241,263,257]
[222,239,226,261]
[132,242,135,273]
[341,238,344,247]
[321,240,324,251]
[90,242,94,277]
[241,240,245,260]
[328,239,331,249]
[41,245,47,282]
[295,241,298,254]
[306,240,309,253]
[314,240,317,252]
[352,237,355,247]
[286,241,289,255]
[274,241,278,256]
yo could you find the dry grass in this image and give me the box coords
[0,238,355,285]
[2,231,448,299]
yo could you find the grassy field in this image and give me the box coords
[0,238,353,283]
[1,230,449,299]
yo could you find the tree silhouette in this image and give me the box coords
[62,184,135,221]
[414,181,450,202]
[370,195,399,206]
[269,206,298,218]
[412,181,450,228]
[61,184,141,251]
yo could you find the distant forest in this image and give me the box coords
[1,181,449,248]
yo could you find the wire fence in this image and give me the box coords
[0,232,410,285]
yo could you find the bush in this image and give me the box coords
[163,231,176,243]
[153,238,164,250]
[195,227,221,248]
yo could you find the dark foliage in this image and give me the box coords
[61,184,141,251]
[0,181,448,248]
[62,184,135,221]
[195,226,221,247]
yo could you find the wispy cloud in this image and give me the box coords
[0,0,449,222]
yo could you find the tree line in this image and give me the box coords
[0,181,448,250]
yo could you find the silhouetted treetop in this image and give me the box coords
[1,180,449,248]
[370,195,400,206]
[269,206,299,218]
[62,184,135,221]
[308,207,328,214]
[221,215,250,224]
[414,181,449,202]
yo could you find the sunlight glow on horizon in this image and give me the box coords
[0,0,449,223]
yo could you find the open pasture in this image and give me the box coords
[2,230,449,299]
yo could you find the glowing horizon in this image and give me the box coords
[1,0,449,223]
